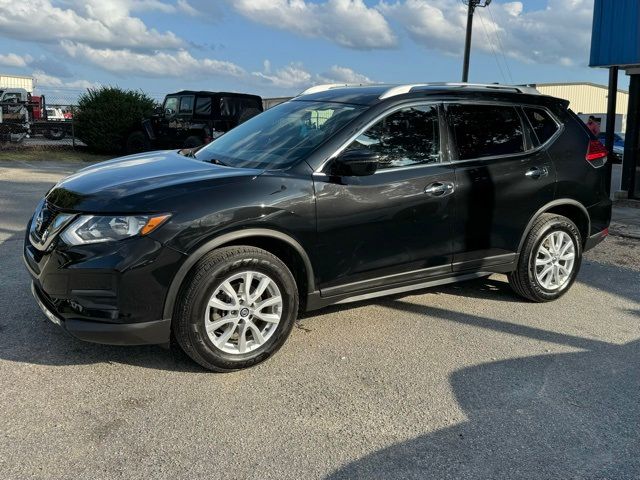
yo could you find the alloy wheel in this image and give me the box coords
[204,270,283,355]
[534,231,576,291]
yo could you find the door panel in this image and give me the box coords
[446,103,556,269]
[313,103,454,292]
[314,165,455,291]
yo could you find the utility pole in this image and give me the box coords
[462,0,492,82]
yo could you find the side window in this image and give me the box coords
[164,96,178,113]
[195,97,212,116]
[346,105,440,170]
[447,104,524,160]
[179,96,194,114]
[523,107,559,146]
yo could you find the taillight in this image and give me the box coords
[586,139,607,167]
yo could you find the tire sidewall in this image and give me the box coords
[184,254,297,370]
[526,218,582,300]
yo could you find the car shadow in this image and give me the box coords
[325,302,640,479]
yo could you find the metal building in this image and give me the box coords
[590,0,640,199]
[0,74,34,93]
[534,82,629,133]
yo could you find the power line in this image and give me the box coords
[486,3,514,83]
[476,7,507,83]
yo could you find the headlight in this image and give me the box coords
[60,214,170,245]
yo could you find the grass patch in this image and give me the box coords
[0,147,112,163]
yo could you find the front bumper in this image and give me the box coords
[31,282,171,345]
[24,221,185,346]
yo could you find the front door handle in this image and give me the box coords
[425,181,455,197]
[525,166,549,179]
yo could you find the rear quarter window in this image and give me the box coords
[523,107,559,146]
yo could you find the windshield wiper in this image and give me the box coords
[207,157,229,167]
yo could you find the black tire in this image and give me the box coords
[237,108,261,125]
[126,131,150,154]
[508,213,582,302]
[45,126,66,140]
[184,135,203,149]
[172,246,299,372]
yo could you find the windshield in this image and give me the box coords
[194,100,366,169]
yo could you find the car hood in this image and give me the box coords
[46,150,263,212]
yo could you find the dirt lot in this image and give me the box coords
[1,159,639,480]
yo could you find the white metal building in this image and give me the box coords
[0,74,34,93]
[533,82,628,132]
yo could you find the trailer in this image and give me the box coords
[0,88,72,142]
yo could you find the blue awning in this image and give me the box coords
[590,0,640,67]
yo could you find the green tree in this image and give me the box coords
[74,87,156,154]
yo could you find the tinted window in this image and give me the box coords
[346,105,440,170]
[195,101,366,170]
[195,97,212,116]
[179,96,194,113]
[524,107,558,145]
[448,104,524,160]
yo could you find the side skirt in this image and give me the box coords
[306,271,492,311]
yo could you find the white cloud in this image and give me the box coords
[379,0,593,66]
[318,65,373,84]
[60,41,245,78]
[252,61,373,89]
[33,70,100,90]
[231,0,397,49]
[0,0,184,50]
[0,53,33,68]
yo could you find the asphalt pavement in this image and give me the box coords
[1,160,639,480]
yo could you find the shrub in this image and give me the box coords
[74,87,156,154]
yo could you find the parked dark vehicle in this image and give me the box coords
[24,83,612,371]
[597,131,624,163]
[126,90,263,153]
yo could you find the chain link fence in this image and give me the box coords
[0,93,81,149]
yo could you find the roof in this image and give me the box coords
[293,83,555,107]
[533,82,629,94]
[168,90,262,99]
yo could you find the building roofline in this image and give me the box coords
[532,81,628,94]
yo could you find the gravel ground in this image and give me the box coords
[1,160,639,480]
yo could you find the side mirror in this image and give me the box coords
[332,149,379,176]
[154,106,163,115]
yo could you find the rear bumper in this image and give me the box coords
[31,282,171,345]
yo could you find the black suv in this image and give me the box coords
[24,83,612,371]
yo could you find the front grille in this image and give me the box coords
[33,202,59,241]
[29,201,75,251]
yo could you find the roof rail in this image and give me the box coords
[298,83,372,96]
[378,82,541,99]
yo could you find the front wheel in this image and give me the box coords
[172,246,299,371]
[508,213,582,302]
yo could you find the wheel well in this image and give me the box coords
[223,236,310,309]
[543,204,590,245]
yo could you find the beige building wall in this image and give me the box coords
[535,82,628,132]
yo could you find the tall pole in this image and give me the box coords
[604,66,618,195]
[462,0,476,82]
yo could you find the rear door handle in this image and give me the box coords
[525,166,549,179]
[425,181,455,197]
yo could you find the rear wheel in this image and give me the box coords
[126,131,150,153]
[508,213,582,302]
[173,246,298,371]
[45,126,66,140]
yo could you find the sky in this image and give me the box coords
[0,0,622,102]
